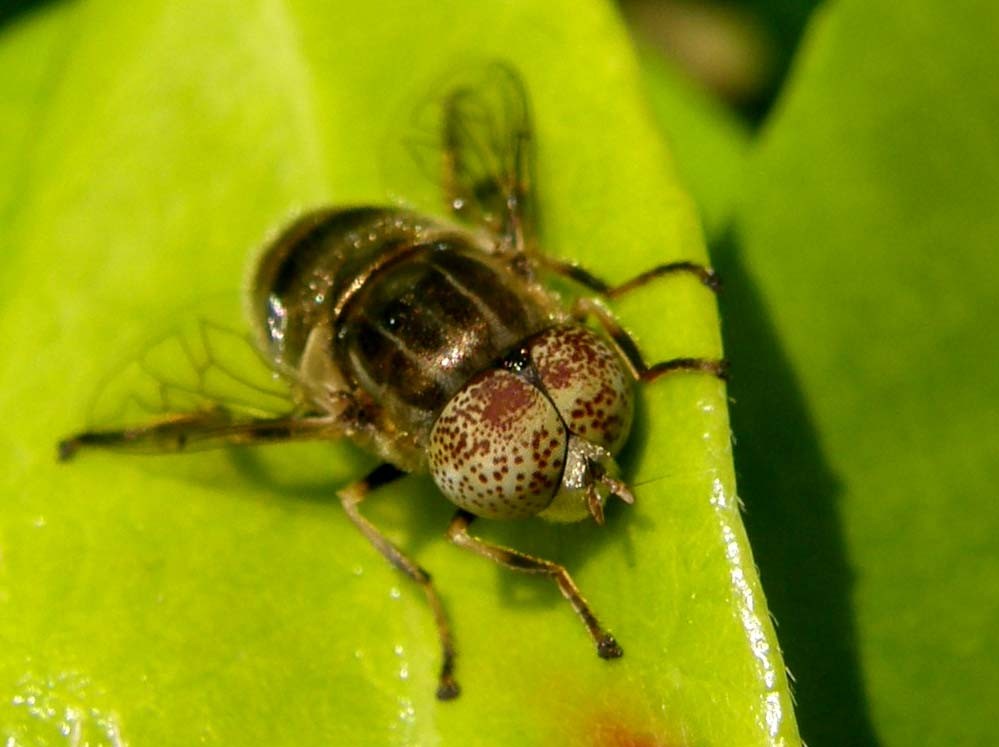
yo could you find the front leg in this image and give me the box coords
[446,509,623,659]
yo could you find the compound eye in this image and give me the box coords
[429,369,567,519]
[529,325,634,454]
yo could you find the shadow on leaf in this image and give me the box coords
[713,228,881,747]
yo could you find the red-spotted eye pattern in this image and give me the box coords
[529,325,633,454]
[429,369,566,519]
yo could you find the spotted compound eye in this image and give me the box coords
[529,325,633,454]
[429,369,567,519]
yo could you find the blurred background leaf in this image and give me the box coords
[622,0,823,122]
[641,0,999,745]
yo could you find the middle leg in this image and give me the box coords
[573,298,729,384]
[339,464,460,700]
[540,253,727,384]
[541,256,720,296]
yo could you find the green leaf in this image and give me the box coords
[637,46,751,243]
[695,0,999,745]
[0,1,799,744]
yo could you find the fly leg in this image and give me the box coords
[541,255,727,382]
[573,297,728,383]
[58,410,351,461]
[340,465,460,700]
[541,256,720,296]
[446,509,623,659]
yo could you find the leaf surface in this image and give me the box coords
[0,2,798,744]
[684,1,999,744]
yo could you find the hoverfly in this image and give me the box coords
[59,63,726,699]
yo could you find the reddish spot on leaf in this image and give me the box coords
[588,717,677,747]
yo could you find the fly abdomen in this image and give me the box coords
[250,207,390,368]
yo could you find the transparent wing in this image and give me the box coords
[402,61,537,252]
[84,316,299,437]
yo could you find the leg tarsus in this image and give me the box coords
[446,509,622,660]
[642,357,730,383]
[339,467,460,701]
[597,635,624,659]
